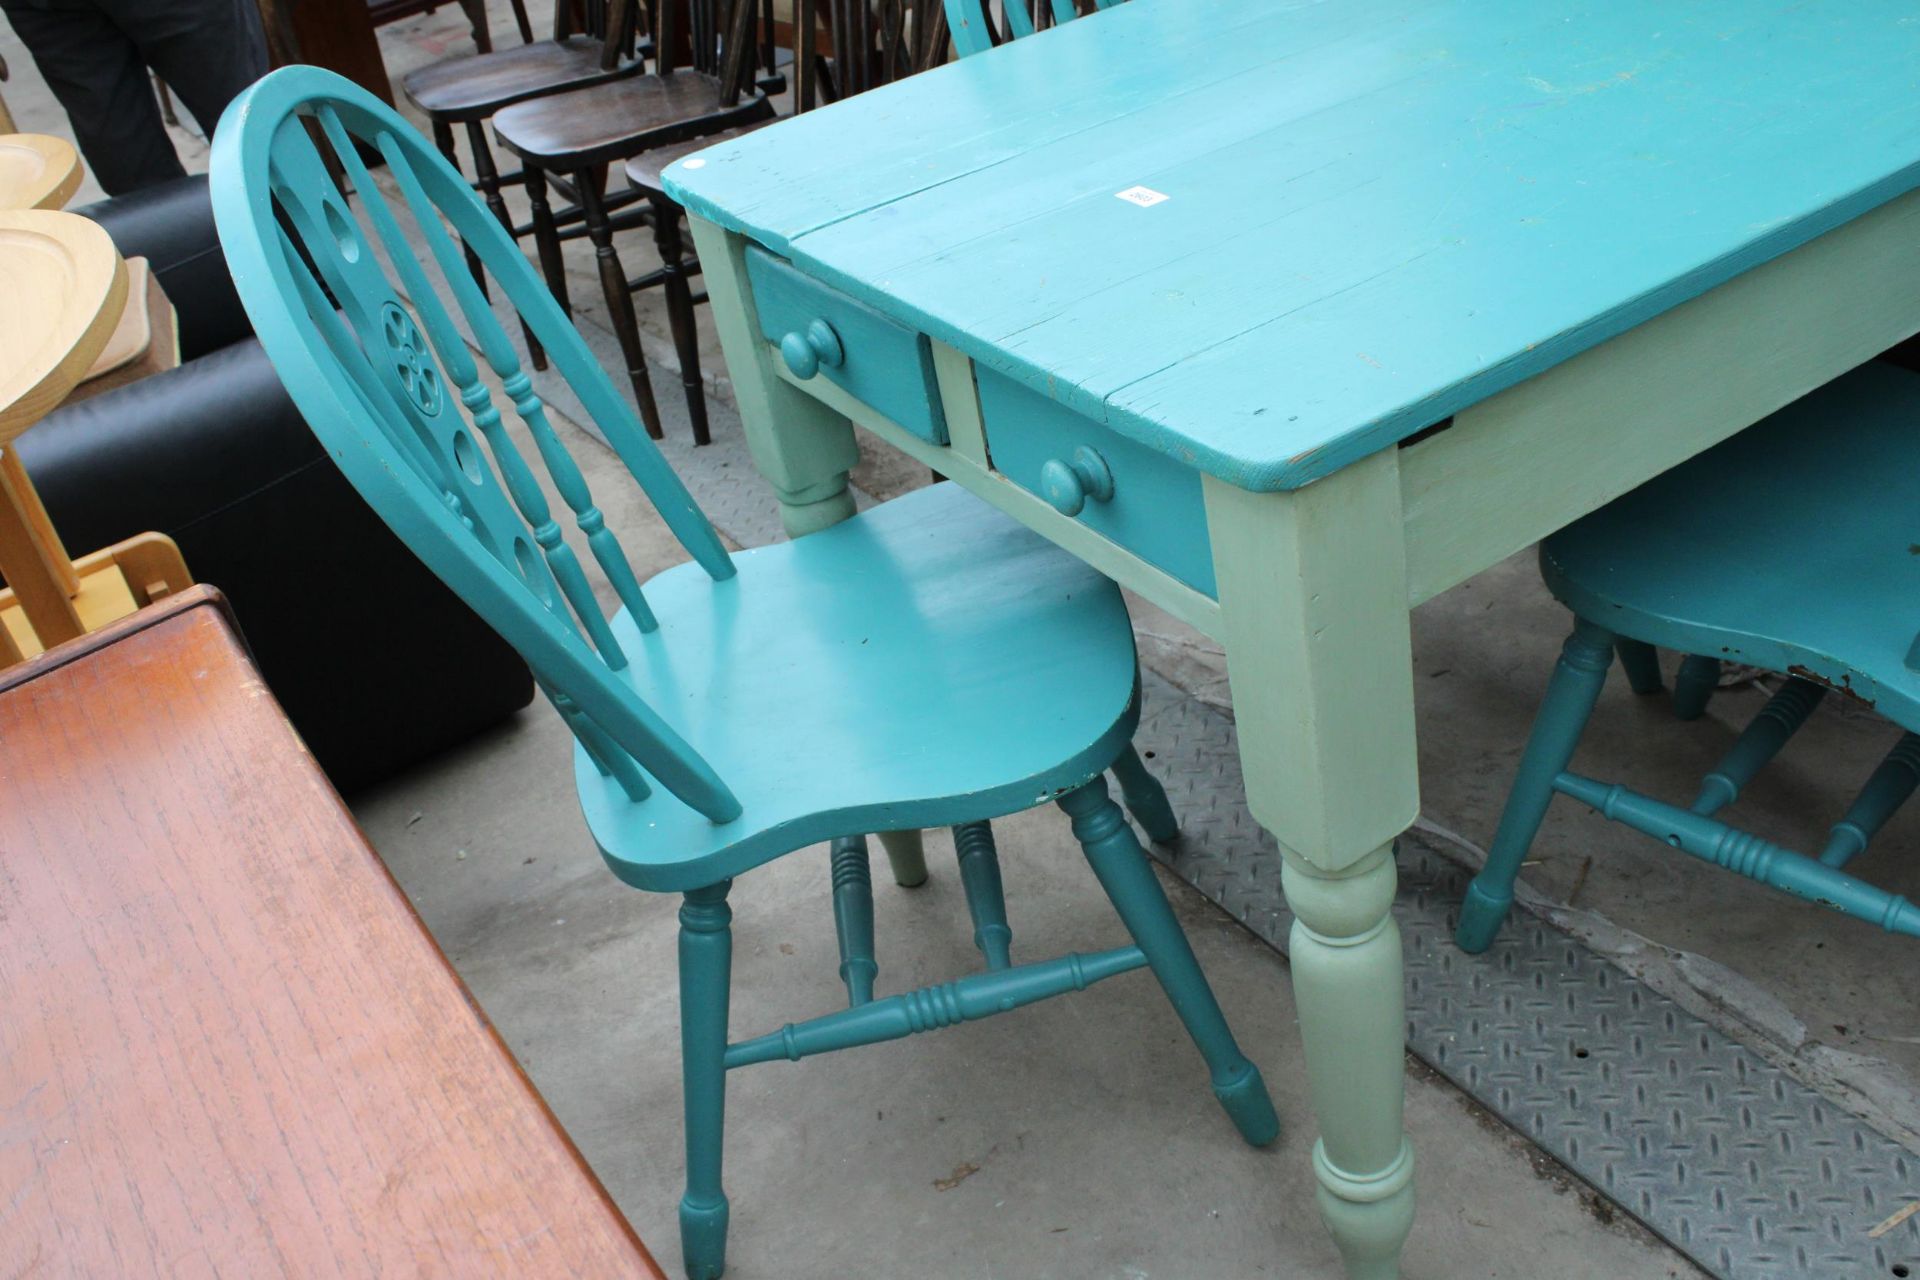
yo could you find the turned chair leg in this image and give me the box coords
[951,821,1012,969]
[1058,777,1279,1147]
[875,830,928,887]
[1614,638,1664,695]
[455,0,492,51]
[1456,617,1615,952]
[508,0,534,43]
[1110,742,1179,844]
[523,165,573,318]
[1672,653,1722,721]
[462,121,547,370]
[829,836,878,1004]
[648,194,712,446]
[678,881,733,1280]
[579,170,665,438]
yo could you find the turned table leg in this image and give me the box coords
[1205,453,1420,1278]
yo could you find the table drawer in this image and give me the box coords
[745,246,948,445]
[976,367,1215,597]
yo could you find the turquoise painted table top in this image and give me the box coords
[665,0,1920,492]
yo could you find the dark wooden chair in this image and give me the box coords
[370,0,536,52]
[402,0,648,365]
[616,0,946,446]
[493,0,780,445]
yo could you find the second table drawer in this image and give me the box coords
[745,246,948,445]
[976,367,1216,598]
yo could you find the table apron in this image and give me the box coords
[1401,184,1920,605]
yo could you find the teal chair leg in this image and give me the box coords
[1456,618,1615,954]
[1822,732,1920,867]
[1058,777,1279,1147]
[829,836,878,1004]
[1614,638,1664,695]
[1110,743,1181,844]
[1672,654,1722,721]
[951,821,1013,969]
[678,881,733,1280]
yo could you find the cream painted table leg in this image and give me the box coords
[692,216,935,893]
[688,216,860,538]
[1205,452,1419,1280]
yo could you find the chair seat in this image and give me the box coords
[574,482,1141,891]
[623,119,777,195]
[401,37,643,122]
[492,69,775,168]
[1543,360,1920,727]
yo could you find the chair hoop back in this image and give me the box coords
[210,66,742,823]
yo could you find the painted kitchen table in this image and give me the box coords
[664,1,1920,1273]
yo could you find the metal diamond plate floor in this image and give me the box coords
[564,374,1920,1279]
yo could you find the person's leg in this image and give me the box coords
[3,2,185,194]
[108,0,267,141]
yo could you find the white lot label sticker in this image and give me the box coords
[1115,185,1170,207]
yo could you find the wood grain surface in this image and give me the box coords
[0,588,662,1277]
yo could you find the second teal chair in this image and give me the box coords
[945,0,1124,58]
[1457,361,1920,954]
[211,68,1277,1279]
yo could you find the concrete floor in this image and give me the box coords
[7,5,1915,1275]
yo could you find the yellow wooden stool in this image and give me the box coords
[0,208,191,666]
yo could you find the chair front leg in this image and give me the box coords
[1455,617,1614,952]
[679,881,734,1280]
[1110,742,1179,843]
[1058,777,1278,1147]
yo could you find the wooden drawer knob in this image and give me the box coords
[779,319,844,379]
[1039,446,1114,517]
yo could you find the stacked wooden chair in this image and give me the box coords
[492,0,780,446]
[1456,360,1920,953]
[402,0,649,367]
[614,0,952,452]
[211,67,1277,1279]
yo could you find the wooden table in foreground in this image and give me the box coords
[0,588,663,1277]
[666,2,1920,1274]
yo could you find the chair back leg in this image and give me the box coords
[1455,618,1614,953]
[1614,637,1665,695]
[1057,777,1279,1147]
[829,836,878,1004]
[1671,653,1722,721]
[951,821,1013,969]
[678,881,734,1280]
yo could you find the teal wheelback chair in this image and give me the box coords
[1458,360,1920,954]
[210,67,1277,1279]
